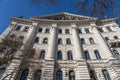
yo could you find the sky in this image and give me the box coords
[0,0,119,33]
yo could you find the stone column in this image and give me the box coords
[46,24,57,60]
[91,23,114,59]
[71,23,83,60]
[0,22,17,42]
[24,23,37,44]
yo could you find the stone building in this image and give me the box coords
[0,12,120,80]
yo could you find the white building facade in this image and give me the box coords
[0,12,120,80]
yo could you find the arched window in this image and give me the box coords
[84,51,90,60]
[90,70,98,80]
[69,70,75,80]
[81,38,85,44]
[34,37,39,43]
[66,38,71,45]
[67,51,73,60]
[56,70,62,80]
[57,51,62,60]
[34,70,41,80]
[39,50,45,59]
[94,50,101,60]
[58,38,62,44]
[113,50,119,58]
[20,69,29,80]
[0,68,5,79]
[89,38,95,44]
[43,38,48,44]
[102,70,111,80]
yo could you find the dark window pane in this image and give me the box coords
[20,69,29,80]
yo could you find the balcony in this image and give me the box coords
[108,39,120,47]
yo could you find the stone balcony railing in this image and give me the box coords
[108,39,120,47]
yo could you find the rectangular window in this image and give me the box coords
[106,27,112,32]
[58,29,62,34]
[38,28,42,33]
[78,29,82,33]
[85,28,90,33]
[65,29,70,34]
[23,26,29,32]
[98,28,104,32]
[45,28,50,33]
[15,25,21,31]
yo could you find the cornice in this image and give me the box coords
[11,17,32,25]
[97,18,118,26]
[30,18,97,24]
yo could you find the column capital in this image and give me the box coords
[32,22,38,27]
[52,23,57,29]
[71,23,77,29]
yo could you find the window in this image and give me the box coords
[98,28,104,32]
[58,29,62,34]
[89,38,95,44]
[23,26,29,32]
[58,38,62,44]
[0,47,6,53]
[34,37,39,43]
[34,70,41,80]
[102,70,111,80]
[85,28,90,33]
[56,70,62,80]
[94,50,101,60]
[78,29,82,33]
[15,25,21,31]
[113,50,119,58]
[43,38,48,44]
[38,28,42,33]
[90,70,98,80]
[65,29,70,34]
[20,69,29,80]
[10,34,16,38]
[105,37,109,42]
[45,28,50,33]
[39,50,45,59]
[67,51,73,60]
[57,51,62,60]
[84,51,90,60]
[0,68,5,79]
[66,38,71,45]
[69,70,75,80]
[114,36,118,39]
[81,38,85,44]
[106,27,112,32]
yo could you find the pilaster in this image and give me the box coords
[71,23,83,60]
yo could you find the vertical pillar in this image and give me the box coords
[1,59,22,80]
[71,23,83,60]
[0,22,17,42]
[91,23,114,59]
[46,24,57,60]
[24,23,37,44]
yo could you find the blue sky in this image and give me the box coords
[0,0,119,33]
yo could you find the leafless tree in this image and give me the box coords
[0,36,35,80]
[29,0,120,19]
